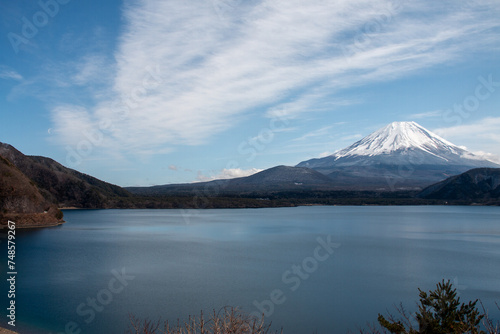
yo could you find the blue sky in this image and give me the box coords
[1,0,500,187]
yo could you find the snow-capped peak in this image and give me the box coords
[332,121,462,159]
[296,121,500,188]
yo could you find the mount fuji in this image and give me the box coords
[127,121,499,196]
[297,121,500,190]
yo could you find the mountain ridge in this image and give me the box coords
[126,165,340,196]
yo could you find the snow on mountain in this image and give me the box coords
[333,121,461,159]
[298,121,499,169]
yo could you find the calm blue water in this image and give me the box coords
[2,206,500,333]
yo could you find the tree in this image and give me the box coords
[378,280,484,334]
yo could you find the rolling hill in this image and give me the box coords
[126,165,339,196]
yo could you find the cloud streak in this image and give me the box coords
[0,66,23,81]
[51,0,500,156]
[434,117,500,163]
[196,168,263,182]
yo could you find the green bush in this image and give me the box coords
[375,280,496,334]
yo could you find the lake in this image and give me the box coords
[2,206,500,333]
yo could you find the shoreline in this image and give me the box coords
[2,202,498,230]
[15,220,66,229]
[56,203,500,211]
[1,220,65,230]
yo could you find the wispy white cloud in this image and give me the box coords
[292,126,335,142]
[318,151,335,158]
[340,134,363,142]
[49,0,500,155]
[196,168,263,182]
[434,117,500,140]
[50,105,96,146]
[410,110,442,119]
[0,66,23,81]
[72,54,111,86]
[433,117,500,163]
[7,55,111,103]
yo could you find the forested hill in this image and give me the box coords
[0,154,63,227]
[0,142,131,209]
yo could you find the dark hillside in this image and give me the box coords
[418,168,500,204]
[0,154,63,227]
[0,142,131,208]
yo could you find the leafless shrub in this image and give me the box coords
[127,306,282,334]
[481,301,500,334]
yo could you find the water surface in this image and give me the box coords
[2,206,500,333]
